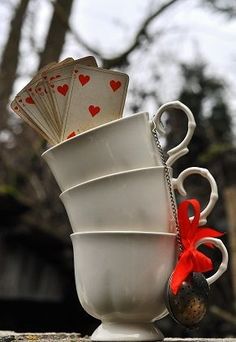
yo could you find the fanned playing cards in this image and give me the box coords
[11,56,129,145]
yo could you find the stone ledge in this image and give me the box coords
[0,335,235,342]
[0,333,86,342]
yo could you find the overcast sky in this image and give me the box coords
[1,0,236,118]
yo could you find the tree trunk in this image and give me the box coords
[39,0,74,69]
[224,186,236,305]
[0,0,31,129]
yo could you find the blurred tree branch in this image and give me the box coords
[39,0,74,69]
[101,0,182,68]
[0,0,31,129]
[210,305,236,325]
[204,0,236,17]
[0,0,75,239]
[50,0,182,68]
[51,0,236,68]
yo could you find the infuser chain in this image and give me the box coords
[151,121,183,254]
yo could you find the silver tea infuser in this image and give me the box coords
[166,272,210,328]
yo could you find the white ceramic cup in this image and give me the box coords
[42,101,196,191]
[71,231,228,341]
[61,166,218,233]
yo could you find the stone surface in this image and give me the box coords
[0,335,235,342]
[0,333,86,342]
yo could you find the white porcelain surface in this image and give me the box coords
[71,231,228,341]
[61,166,218,233]
[71,231,177,341]
[62,166,175,233]
[42,112,161,191]
[195,237,228,285]
[91,322,164,341]
[42,101,196,191]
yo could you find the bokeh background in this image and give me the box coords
[0,0,236,337]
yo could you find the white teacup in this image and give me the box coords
[42,101,196,191]
[61,166,218,233]
[71,231,228,341]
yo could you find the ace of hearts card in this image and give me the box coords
[61,65,129,140]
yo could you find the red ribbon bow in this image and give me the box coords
[170,199,223,295]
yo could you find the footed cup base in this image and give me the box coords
[91,322,164,341]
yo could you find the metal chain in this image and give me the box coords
[151,121,183,254]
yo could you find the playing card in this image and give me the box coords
[27,77,61,134]
[61,65,129,140]
[43,56,98,127]
[11,99,55,144]
[15,91,59,144]
[11,59,79,144]
[16,61,58,129]
[25,59,74,133]
[11,56,107,144]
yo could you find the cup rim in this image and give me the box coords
[60,165,172,198]
[70,231,177,238]
[42,111,149,157]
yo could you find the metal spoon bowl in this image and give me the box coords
[166,272,210,328]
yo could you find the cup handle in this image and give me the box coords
[195,237,228,285]
[172,167,218,226]
[152,101,196,167]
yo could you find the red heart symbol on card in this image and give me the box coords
[57,84,69,96]
[110,80,121,91]
[26,96,34,104]
[89,105,100,117]
[67,131,76,139]
[79,74,90,86]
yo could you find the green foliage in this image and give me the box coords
[199,143,233,163]
[166,62,234,171]
[0,184,19,197]
[180,62,232,138]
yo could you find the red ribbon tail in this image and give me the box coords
[192,249,214,273]
[193,228,224,248]
[178,199,201,243]
[170,251,193,295]
[170,249,214,295]
[171,199,225,295]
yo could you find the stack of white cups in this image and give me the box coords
[42,101,228,342]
